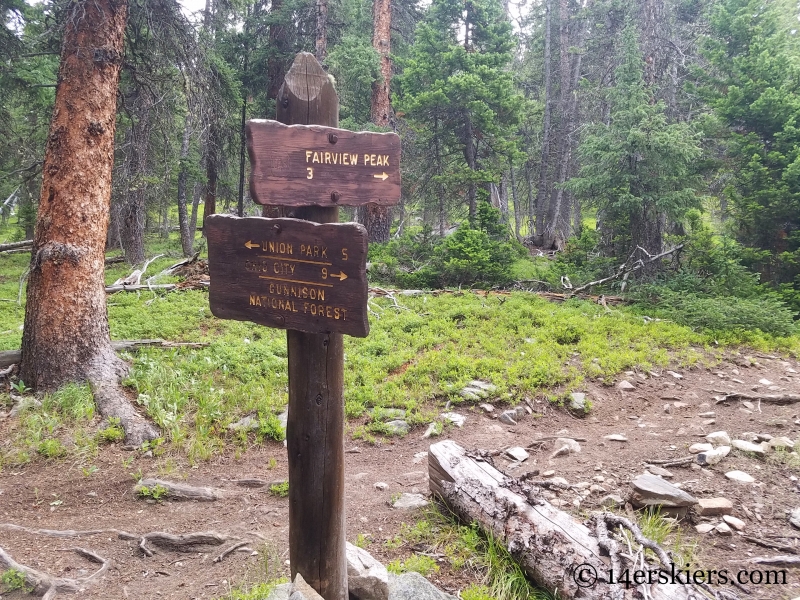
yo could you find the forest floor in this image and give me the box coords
[2,351,800,599]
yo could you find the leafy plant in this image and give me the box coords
[268,481,289,497]
[1,568,31,592]
[137,483,169,502]
[10,380,30,394]
[387,554,439,577]
[97,417,125,444]
[36,438,66,459]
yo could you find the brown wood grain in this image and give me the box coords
[206,214,368,338]
[247,119,401,207]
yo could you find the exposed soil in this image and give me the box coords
[2,350,800,599]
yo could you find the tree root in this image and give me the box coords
[90,377,159,446]
[117,530,230,556]
[134,478,224,501]
[213,541,250,563]
[0,545,110,600]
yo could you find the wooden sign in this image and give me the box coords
[246,119,401,207]
[206,214,369,337]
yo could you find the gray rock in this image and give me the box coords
[374,482,388,491]
[551,438,581,458]
[689,443,714,454]
[731,440,766,454]
[725,470,755,483]
[277,409,288,430]
[790,508,800,529]
[601,494,624,508]
[695,523,715,534]
[388,572,457,600]
[9,396,41,418]
[290,573,324,600]
[421,423,439,439]
[706,431,731,446]
[715,522,732,536]
[498,411,517,426]
[469,380,497,393]
[266,583,292,600]
[604,434,628,442]
[768,436,795,450]
[617,380,636,390]
[723,515,745,531]
[392,493,428,510]
[696,447,727,466]
[514,405,527,420]
[384,420,410,436]
[505,447,530,462]
[346,542,390,600]
[569,392,590,414]
[440,412,465,427]
[479,403,495,413]
[459,388,482,401]
[630,474,698,509]
[228,415,259,431]
[371,408,407,421]
[646,465,674,478]
[696,498,733,516]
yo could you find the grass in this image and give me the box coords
[635,508,697,568]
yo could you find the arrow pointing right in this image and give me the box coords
[373,172,389,181]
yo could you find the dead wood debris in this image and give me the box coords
[743,536,798,554]
[134,478,224,501]
[715,392,800,406]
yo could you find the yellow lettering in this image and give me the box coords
[324,152,331,164]
[250,295,260,306]
[370,154,377,166]
[341,248,348,261]
[321,247,328,258]
[334,308,340,319]
[342,153,349,165]
[312,152,320,164]
[350,154,358,165]
[332,153,339,165]
[306,150,312,162]
[363,154,369,165]
[303,302,309,313]
[383,155,389,166]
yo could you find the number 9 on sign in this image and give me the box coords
[321,267,327,279]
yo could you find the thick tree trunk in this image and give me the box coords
[20,0,157,446]
[267,0,290,102]
[119,101,148,264]
[510,164,522,240]
[359,0,394,243]
[533,0,552,242]
[315,0,328,61]
[176,114,193,257]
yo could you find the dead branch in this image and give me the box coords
[645,456,694,467]
[134,478,223,501]
[744,536,798,554]
[745,555,800,567]
[118,530,229,554]
[0,239,33,252]
[568,244,685,296]
[213,541,249,563]
[715,392,800,406]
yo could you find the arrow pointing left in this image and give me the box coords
[244,240,260,249]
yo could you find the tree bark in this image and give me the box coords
[510,164,522,240]
[189,182,201,249]
[315,0,328,61]
[533,0,553,243]
[176,112,193,257]
[20,0,158,446]
[119,94,149,264]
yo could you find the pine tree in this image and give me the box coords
[567,24,702,263]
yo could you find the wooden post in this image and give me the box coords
[269,52,347,600]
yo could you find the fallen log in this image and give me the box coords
[0,239,33,252]
[715,392,800,406]
[134,478,223,501]
[0,339,209,368]
[429,440,705,600]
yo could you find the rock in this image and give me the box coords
[604,434,628,442]
[758,378,773,386]
[647,465,674,478]
[715,522,732,536]
[440,412,465,427]
[388,572,457,600]
[470,380,497,393]
[666,370,683,379]
[498,411,517,426]
[392,493,428,510]
[754,433,773,442]
[505,447,530,462]
[696,498,733,516]
[290,573,325,600]
[672,401,689,410]
[277,409,289,430]
[589,484,606,494]
[541,470,555,477]
[722,515,745,531]
[459,388,482,401]
[630,474,697,510]
[374,482,388,491]
[731,440,766,454]
[569,392,590,414]
[478,403,494,413]
[695,523,715,534]
[514,406,527,420]
[768,436,795,450]
[385,420,410,436]
[421,423,439,439]
[371,408,407,421]
[551,438,581,458]
[706,431,731,446]
[346,542,390,600]
[413,451,428,464]
[266,583,292,600]
[790,508,800,529]
[228,415,259,431]
[725,470,755,483]
[689,443,714,454]
[617,380,636,390]
[742,401,755,410]
[459,381,496,401]
[696,447,728,466]
[601,494,624,508]
[698,412,716,418]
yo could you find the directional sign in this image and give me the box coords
[206,214,369,337]
[246,120,401,207]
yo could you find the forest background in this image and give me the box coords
[1,0,799,336]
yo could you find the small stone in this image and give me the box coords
[589,484,606,494]
[663,404,672,414]
[374,482,388,490]
[722,515,745,531]
[707,431,732,445]
[479,403,495,413]
[725,470,755,483]
[703,419,716,426]
[601,494,624,508]
[506,447,530,462]
[672,401,689,409]
[754,433,773,442]
[228,415,259,431]
[550,438,581,458]
[469,380,497,393]
[790,508,800,529]
[731,440,765,454]
[384,420,410,436]
[392,493,428,510]
[569,392,590,414]
[696,498,733,516]
[498,411,517,426]
[440,412,465,427]
[698,412,716,418]
[695,523,715,533]
[593,475,605,482]
[647,465,674,478]
[689,443,714,454]
[618,380,636,390]
[550,477,570,487]
[768,436,795,450]
[421,423,439,439]
[604,434,628,442]
[715,522,732,536]
[413,451,428,464]
[758,378,773,386]
[696,447,728,466]
[541,470,555,477]
[666,370,683,379]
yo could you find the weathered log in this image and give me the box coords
[716,392,800,406]
[428,440,693,600]
[134,478,223,501]
[0,339,208,369]
[0,239,33,252]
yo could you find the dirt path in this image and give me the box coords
[2,352,800,599]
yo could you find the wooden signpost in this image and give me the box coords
[207,52,400,600]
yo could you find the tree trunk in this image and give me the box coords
[359,0,394,243]
[533,0,553,242]
[510,163,522,240]
[119,98,148,264]
[202,145,217,237]
[176,113,193,257]
[189,183,201,250]
[20,0,158,445]
[315,0,328,61]
[465,114,477,221]
[267,0,290,102]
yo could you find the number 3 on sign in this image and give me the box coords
[306,167,313,179]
